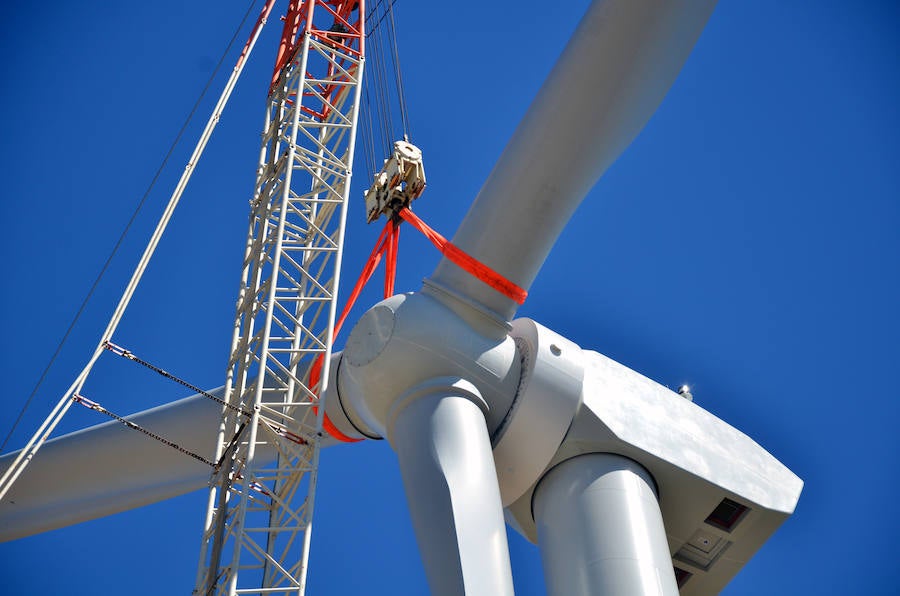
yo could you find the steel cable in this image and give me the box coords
[358,0,411,180]
[0,0,261,452]
[386,0,411,139]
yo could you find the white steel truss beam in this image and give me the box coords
[194,3,365,595]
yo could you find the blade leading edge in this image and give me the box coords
[430,0,718,320]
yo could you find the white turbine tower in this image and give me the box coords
[0,1,802,595]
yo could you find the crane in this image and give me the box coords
[194,2,364,593]
[0,1,805,594]
[0,1,368,593]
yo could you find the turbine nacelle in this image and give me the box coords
[503,348,804,594]
[326,288,802,594]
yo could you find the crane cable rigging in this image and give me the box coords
[0,0,280,502]
[0,0,262,454]
[361,0,411,183]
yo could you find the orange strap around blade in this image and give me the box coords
[397,208,527,304]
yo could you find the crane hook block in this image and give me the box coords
[363,140,426,223]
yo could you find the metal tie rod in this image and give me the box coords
[0,0,279,502]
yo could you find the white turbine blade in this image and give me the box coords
[1,364,351,543]
[430,0,718,320]
[0,393,223,542]
[389,382,513,595]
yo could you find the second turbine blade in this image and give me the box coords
[430,0,718,320]
[388,379,514,596]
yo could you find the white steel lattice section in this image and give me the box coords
[195,3,364,594]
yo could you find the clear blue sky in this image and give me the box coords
[1,1,898,594]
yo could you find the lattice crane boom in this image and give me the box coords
[194,3,365,594]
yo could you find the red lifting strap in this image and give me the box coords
[398,208,527,304]
[316,208,527,443]
[312,218,398,443]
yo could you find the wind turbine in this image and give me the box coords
[0,1,803,594]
